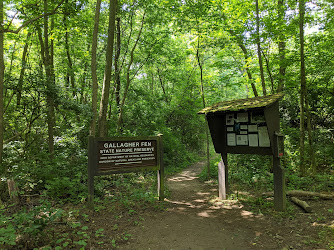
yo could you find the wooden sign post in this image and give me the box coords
[88,135,164,209]
[198,93,286,211]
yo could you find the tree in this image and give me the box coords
[299,0,307,175]
[16,32,31,105]
[255,0,266,96]
[196,35,210,176]
[220,7,259,96]
[117,11,146,132]
[98,0,117,137]
[90,0,102,137]
[298,0,315,175]
[277,0,286,92]
[0,0,4,163]
[41,0,56,155]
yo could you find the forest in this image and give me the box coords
[0,0,333,249]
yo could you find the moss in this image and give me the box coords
[198,93,284,114]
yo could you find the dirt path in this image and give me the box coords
[120,162,273,250]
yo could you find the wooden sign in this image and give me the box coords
[88,135,164,208]
[97,139,158,172]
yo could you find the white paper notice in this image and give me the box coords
[236,135,248,145]
[258,126,270,147]
[237,113,248,122]
[240,131,248,135]
[227,133,236,146]
[248,124,258,132]
[240,125,248,130]
[248,134,259,147]
[227,127,234,132]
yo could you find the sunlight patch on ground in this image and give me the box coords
[197,210,216,218]
[196,192,210,196]
[311,220,334,228]
[240,210,254,219]
[208,198,243,210]
[168,174,198,182]
[193,199,206,203]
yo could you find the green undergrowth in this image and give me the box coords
[0,170,166,249]
[198,151,333,217]
[199,153,333,194]
[0,133,203,249]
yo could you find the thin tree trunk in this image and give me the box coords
[17,32,31,105]
[255,0,266,96]
[0,0,4,163]
[117,12,145,131]
[98,0,117,137]
[80,44,90,104]
[64,6,75,98]
[114,17,121,114]
[196,36,210,177]
[43,0,55,155]
[305,89,316,175]
[239,43,259,97]
[50,1,54,70]
[262,51,274,94]
[8,41,17,76]
[157,67,168,103]
[36,26,46,65]
[226,19,258,97]
[299,0,306,176]
[277,0,286,93]
[89,0,102,137]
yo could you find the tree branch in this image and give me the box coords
[1,0,65,34]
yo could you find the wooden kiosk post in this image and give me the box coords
[198,93,286,211]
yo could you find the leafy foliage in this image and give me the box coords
[0,0,334,248]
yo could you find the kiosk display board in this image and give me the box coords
[198,93,286,211]
[224,110,271,148]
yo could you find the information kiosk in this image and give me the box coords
[198,93,286,211]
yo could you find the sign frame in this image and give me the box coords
[87,135,164,208]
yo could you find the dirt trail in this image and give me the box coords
[120,162,273,250]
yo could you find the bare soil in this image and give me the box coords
[117,161,334,250]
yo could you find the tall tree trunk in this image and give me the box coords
[42,0,56,155]
[277,0,286,92]
[299,0,306,176]
[305,87,316,175]
[98,0,117,137]
[64,5,75,98]
[117,12,145,132]
[196,36,210,177]
[80,44,90,104]
[255,0,266,96]
[0,0,4,164]
[17,32,31,105]
[114,17,121,114]
[89,0,102,137]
